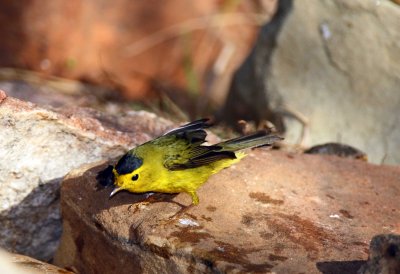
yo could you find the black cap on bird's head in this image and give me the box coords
[114,153,143,175]
[109,153,143,197]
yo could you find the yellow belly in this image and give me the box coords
[118,152,245,204]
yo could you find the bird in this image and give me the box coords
[97,118,283,205]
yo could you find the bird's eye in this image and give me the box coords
[132,174,139,181]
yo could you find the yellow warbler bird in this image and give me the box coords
[97,118,282,205]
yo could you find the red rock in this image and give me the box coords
[54,149,400,273]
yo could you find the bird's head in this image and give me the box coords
[109,153,144,197]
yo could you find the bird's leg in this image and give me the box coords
[170,204,195,219]
[167,191,198,220]
[189,191,199,206]
[128,193,156,211]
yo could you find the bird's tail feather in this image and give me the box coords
[217,130,283,151]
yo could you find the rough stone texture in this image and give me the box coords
[0,90,172,260]
[220,0,292,133]
[55,149,400,273]
[223,0,400,165]
[267,0,400,165]
[358,234,400,274]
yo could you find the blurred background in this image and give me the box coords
[0,0,273,111]
[0,0,399,165]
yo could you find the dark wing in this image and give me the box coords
[217,130,283,151]
[163,118,212,138]
[159,118,236,170]
[165,146,236,170]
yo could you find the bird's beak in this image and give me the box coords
[109,187,123,198]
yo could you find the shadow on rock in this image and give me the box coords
[0,178,63,261]
[316,260,366,274]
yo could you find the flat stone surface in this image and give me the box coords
[55,149,400,273]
